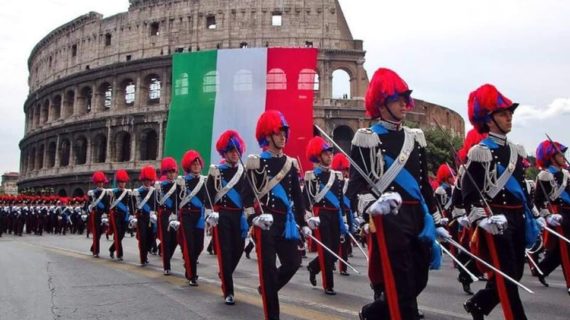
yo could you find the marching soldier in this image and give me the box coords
[534,140,570,294]
[462,84,540,320]
[347,68,447,320]
[108,170,134,261]
[332,153,355,276]
[133,166,158,266]
[206,130,249,304]
[156,157,182,275]
[87,171,110,258]
[304,136,347,295]
[243,110,310,320]
[178,150,207,286]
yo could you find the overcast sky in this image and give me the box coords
[0,0,568,175]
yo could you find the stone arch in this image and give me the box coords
[73,135,88,165]
[37,144,45,169]
[59,139,71,167]
[72,188,85,197]
[58,189,67,197]
[41,99,50,124]
[119,77,136,108]
[98,81,113,111]
[92,133,107,163]
[332,69,351,99]
[47,141,56,168]
[34,104,41,128]
[333,125,354,154]
[143,73,161,104]
[139,128,158,161]
[29,147,36,170]
[78,86,93,114]
[114,131,131,162]
[63,90,75,118]
[51,95,62,121]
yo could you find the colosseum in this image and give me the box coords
[19,0,464,197]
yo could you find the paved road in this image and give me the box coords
[1,233,568,320]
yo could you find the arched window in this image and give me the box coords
[203,71,219,93]
[58,189,67,197]
[174,73,189,96]
[74,136,88,165]
[59,140,70,167]
[29,148,36,170]
[234,69,253,92]
[123,79,136,105]
[99,82,112,109]
[37,145,45,169]
[92,134,107,163]
[47,142,56,168]
[298,69,319,91]
[140,129,158,161]
[41,100,50,124]
[34,104,41,127]
[72,188,85,197]
[64,90,75,117]
[52,95,62,120]
[148,76,161,102]
[80,86,93,113]
[332,69,351,99]
[333,125,354,154]
[114,131,131,162]
[267,68,287,90]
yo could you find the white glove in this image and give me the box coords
[206,211,220,227]
[367,192,402,216]
[168,220,180,232]
[536,216,546,230]
[128,217,138,229]
[540,208,550,217]
[307,217,320,230]
[457,216,471,228]
[477,215,508,235]
[168,213,177,222]
[436,226,451,240]
[362,223,370,234]
[252,214,274,231]
[547,214,563,227]
[150,211,157,224]
[440,217,449,226]
[302,226,312,237]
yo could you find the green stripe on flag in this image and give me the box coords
[164,51,217,171]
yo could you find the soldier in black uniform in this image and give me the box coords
[462,84,540,320]
[348,68,447,320]
[304,136,347,295]
[242,110,310,320]
[534,140,570,294]
[206,130,249,305]
[88,171,110,258]
[133,166,158,266]
[108,170,134,261]
[155,157,182,275]
[178,150,207,286]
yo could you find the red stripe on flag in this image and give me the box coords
[266,48,317,174]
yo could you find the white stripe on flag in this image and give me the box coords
[211,48,268,162]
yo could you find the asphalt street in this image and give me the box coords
[1,233,568,320]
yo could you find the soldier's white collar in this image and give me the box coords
[376,119,402,131]
[489,132,507,146]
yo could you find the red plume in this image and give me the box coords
[181,150,204,173]
[160,157,178,173]
[331,153,350,171]
[139,166,157,181]
[91,171,108,184]
[115,169,130,183]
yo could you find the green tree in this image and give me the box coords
[424,128,463,175]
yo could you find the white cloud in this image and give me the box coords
[515,98,570,125]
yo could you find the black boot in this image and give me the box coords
[307,266,317,286]
[538,275,549,287]
[464,299,484,320]
[462,281,474,295]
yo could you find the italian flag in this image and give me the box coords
[164,48,318,173]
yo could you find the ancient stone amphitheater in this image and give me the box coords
[19,0,464,196]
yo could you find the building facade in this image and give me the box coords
[19,0,464,196]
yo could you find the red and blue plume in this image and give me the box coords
[458,128,488,164]
[436,164,455,184]
[91,171,108,184]
[139,165,157,181]
[255,110,289,148]
[160,157,178,173]
[365,68,414,119]
[468,84,518,133]
[181,150,204,173]
[216,130,246,156]
[306,136,333,163]
[115,169,130,183]
[536,140,567,169]
[331,153,350,171]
